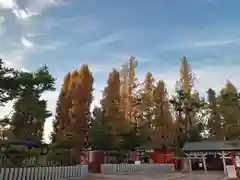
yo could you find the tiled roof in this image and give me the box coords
[182,140,240,151]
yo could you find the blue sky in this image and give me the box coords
[0,0,240,141]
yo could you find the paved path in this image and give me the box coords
[87,172,227,180]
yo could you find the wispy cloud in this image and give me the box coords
[150,63,240,96]
[19,35,65,56]
[2,36,64,72]
[0,16,5,24]
[154,24,240,52]
[21,18,61,39]
[13,8,39,20]
[187,38,240,49]
[0,27,4,37]
[0,0,15,9]
[0,48,30,73]
[26,32,44,37]
[27,0,67,15]
[0,0,65,20]
[159,37,240,52]
[37,41,66,51]
[79,31,122,52]
[0,16,5,36]
[21,36,34,48]
[0,0,37,20]
[72,17,101,35]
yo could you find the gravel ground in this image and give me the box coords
[87,172,227,180]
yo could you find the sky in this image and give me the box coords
[0,0,240,143]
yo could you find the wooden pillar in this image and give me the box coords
[136,148,140,161]
[202,154,207,172]
[222,151,227,174]
[188,158,192,173]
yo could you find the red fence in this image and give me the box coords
[87,150,183,173]
[150,152,173,164]
[88,151,104,173]
[149,152,182,169]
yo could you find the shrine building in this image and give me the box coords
[182,140,240,174]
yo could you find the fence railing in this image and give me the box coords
[0,154,79,167]
[0,165,88,180]
[101,164,175,174]
[0,155,50,167]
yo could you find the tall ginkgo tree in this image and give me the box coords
[152,80,174,151]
